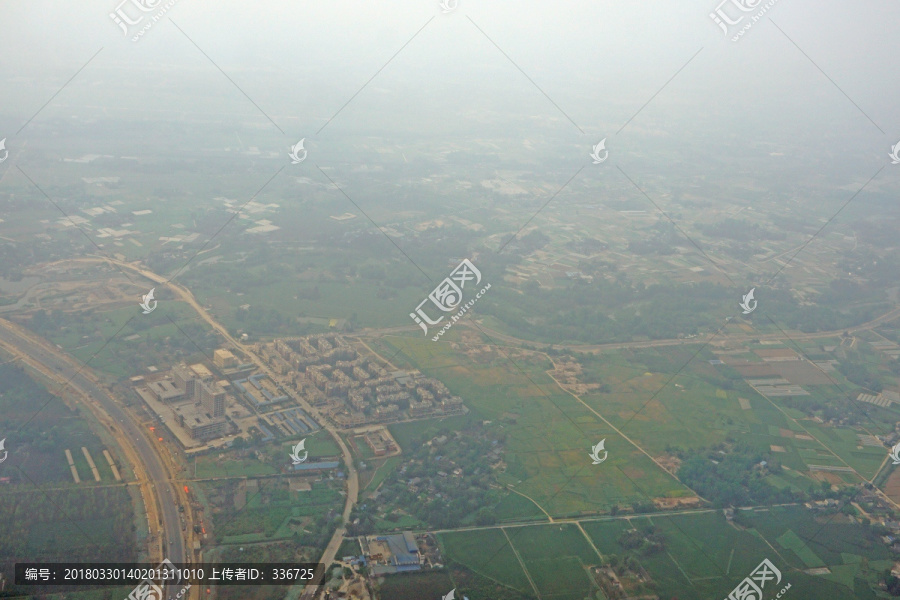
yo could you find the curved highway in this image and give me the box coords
[0,319,186,566]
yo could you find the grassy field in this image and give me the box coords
[505,524,599,564]
[194,455,280,479]
[575,344,893,489]
[362,455,403,493]
[0,360,130,487]
[492,492,546,522]
[433,507,898,599]
[382,336,690,516]
[521,556,593,600]
[278,429,342,459]
[438,529,534,595]
[350,434,376,460]
[196,430,341,479]
[42,301,217,379]
[505,524,601,600]
[577,508,890,599]
[375,571,455,600]
[216,479,342,544]
[388,414,476,450]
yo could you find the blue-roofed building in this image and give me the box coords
[362,533,423,575]
[234,374,288,408]
[382,534,420,568]
[289,417,309,434]
[279,417,297,435]
[256,419,275,442]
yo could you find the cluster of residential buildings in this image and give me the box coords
[130,332,466,451]
[256,334,466,429]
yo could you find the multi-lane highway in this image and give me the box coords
[0,318,186,568]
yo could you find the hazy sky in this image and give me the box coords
[1,1,898,185]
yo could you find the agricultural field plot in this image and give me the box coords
[194,454,280,479]
[375,571,456,600]
[798,421,889,479]
[28,295,221,379]
[193,271,431,332]
[578,345,893,486]
[388,414,474,449]
[520,556,593,600]
[745,506,891,570]
[384,336,690,516]
[0,362,125,486]
[492,493,548,523]
[438,529,535,596]
[576,346,759,453]
[578,508,892,599]
[504,524,601,600]
[0,364,137,564]
[504,523,600,564]
[2,486,137,564]
[195,430,340,479]
[208,477,343,546]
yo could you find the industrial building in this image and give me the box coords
[361,533,421,575]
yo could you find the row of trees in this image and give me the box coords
[1,487,136,563]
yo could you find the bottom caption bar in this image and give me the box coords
[15,562,325,586]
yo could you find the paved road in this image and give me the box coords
[0,319,186,569]
[37,256,900,354]
[460,306,900,353]
[70,256,358,600]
